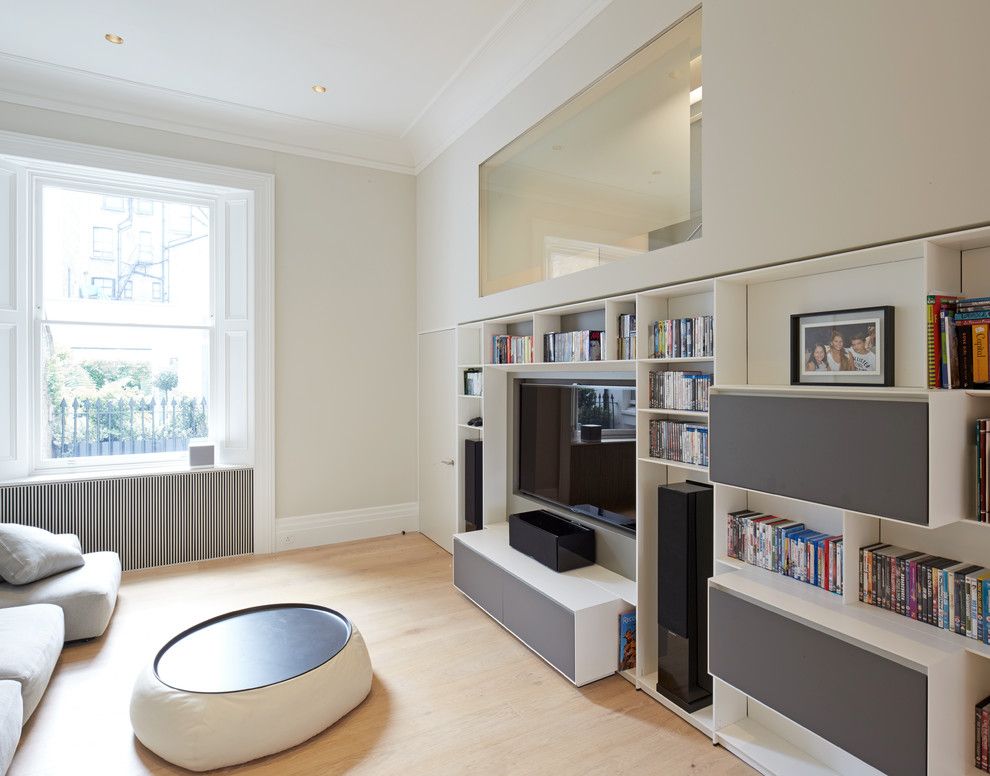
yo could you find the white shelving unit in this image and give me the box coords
[452,224,990,775]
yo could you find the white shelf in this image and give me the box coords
[639,356,714,364]
[716,718,839,776]
[637,408,708,418]
[456,524,634,612]
[711,565,961,671]
[457,394,483,399]
[637,456,708,473]
[487,359,635,372]
[456,423,482,433]
[638,673,715,737]
[457,363,484,369]
[711,384,930,400]
[618,667,637,686]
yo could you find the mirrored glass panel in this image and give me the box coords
[480,9,702,296]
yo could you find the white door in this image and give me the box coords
[418,329,457,552]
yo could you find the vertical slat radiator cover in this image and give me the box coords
[0,468,253,571]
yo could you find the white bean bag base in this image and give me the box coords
[130,626,372,772]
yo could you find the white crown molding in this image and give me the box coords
[0,1,613,178]
[0,52,416,175]
[406,0,615,173]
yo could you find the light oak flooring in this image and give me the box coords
[11,533,753,776]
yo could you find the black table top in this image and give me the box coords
[154,604,352,693]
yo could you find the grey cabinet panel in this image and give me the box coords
[709,588,927,776]
[502,573,576,680]
[710,394,928,524]
[453,540,503,621]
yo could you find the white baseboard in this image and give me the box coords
[276,502,419,551]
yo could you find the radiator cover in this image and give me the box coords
[0,468,253,571]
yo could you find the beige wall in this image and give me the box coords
[0,100,418,520]
[417,0,990,331]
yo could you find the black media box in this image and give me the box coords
[508,510,595,572]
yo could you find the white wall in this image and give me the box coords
[417,0,990,331]
[0,100,418,523]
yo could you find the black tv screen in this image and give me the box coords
[517,382,637,531]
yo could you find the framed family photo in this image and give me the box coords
[790,306,894,386]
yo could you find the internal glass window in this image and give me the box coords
[479,9,702,296]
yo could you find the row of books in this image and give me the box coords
[978,418,990,523]
[617,314,637,360]
[648,370,711,412]
[543,330,603,363]
[858,543,990,642]
[648,315,714,359]
[927,294,990,388]
[648,419,709,467]
[491,334,533,364]
[977,694,990,772]
[726,510,844,594]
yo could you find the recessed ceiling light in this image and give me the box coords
[104,33,124,45]
[312,85,327,94]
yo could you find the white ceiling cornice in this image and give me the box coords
[0,0,614,176]
[0,52,416,175]
[404,0,615,173]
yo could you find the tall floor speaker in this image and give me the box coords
[657,481,713,712]
[464,439,483,532]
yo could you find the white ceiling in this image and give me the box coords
[0,0,614,174]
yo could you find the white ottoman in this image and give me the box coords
[130,604,372,772]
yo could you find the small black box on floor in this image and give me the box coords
[464,439,483,531]
[656,481,713,712]
[508,510,595,572]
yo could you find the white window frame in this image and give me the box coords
[0,130,275,553]
[29,171,220,474]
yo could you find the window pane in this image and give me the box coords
[42,186,211,323]
[42,324,210,461]
[479,9,702,295]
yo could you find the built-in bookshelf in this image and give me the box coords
[452,224,990,775]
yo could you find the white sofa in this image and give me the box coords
[0,551,122,775]
[0,604,63,776]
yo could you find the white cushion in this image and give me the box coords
[130,625,372,772]
[0,552,121,642]
[0,604,64,721]
[0,526,84,586]
[0,680,22,776]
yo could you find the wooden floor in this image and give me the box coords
[10,533,753,776]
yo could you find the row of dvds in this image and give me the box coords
[617,313,636,338]
[648,315,713,359]
[617,336,636,360]
[858,543,990,642]
[726,510,843,594]
[648,419,709,467]
[491,335,533,364]
[978,418,990,523]
[977,694,990,772]
[927,294,990,388]
[648,370,711,411]
[543,330,603,363]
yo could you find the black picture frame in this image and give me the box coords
[790,306,895,386]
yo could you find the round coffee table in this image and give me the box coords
[130,603,373,772]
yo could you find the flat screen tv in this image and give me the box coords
[517,382,637,531]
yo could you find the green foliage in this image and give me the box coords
[81,360,151,391]
[576,387,614,428]
[153,370,179,396]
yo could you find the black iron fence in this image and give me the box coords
[50,396,208,458]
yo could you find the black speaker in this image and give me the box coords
[464,439,483,531]
[657,481,713,712]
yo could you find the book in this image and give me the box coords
[618,611,636,671]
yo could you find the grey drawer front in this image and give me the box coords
[710,588,927,776]
[502,573,576,680]
[453,540,503,621]
[710,394,928,524]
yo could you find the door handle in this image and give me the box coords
[440,458,454,466]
